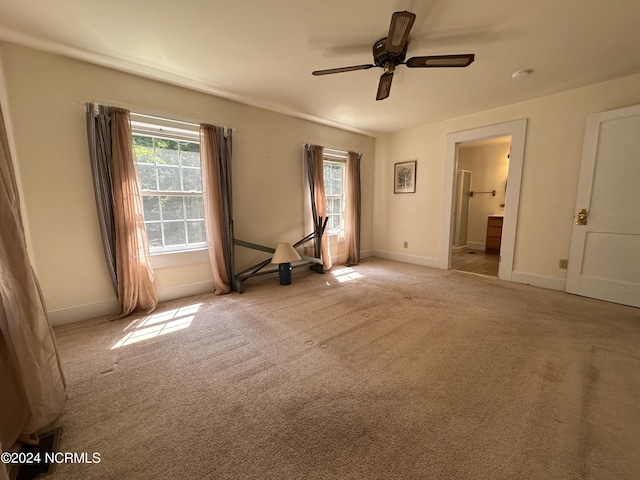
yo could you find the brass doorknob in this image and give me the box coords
[576,208,588,225]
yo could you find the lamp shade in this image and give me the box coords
[271,243,301,264]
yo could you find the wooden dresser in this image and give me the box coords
[485,215,503,255]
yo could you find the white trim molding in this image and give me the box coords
[48,279,215,326]
[48,298,119,327]
[440,119,528,282]
[511,271,567,292]
[360,249,373,259]
[465,242,486,251]
[372,250,440,268]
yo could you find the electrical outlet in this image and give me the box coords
[403,241,408,248]
[559,259,568,269]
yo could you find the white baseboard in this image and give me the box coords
[360,249,373,259]
[466,242,486,251]
[511,271,567,292]
[156,280,214,303]
[369,252,568,293]
[372,249,440,268]
[48,298,119,327]
[48,280,215,327]
[328,249,374,264]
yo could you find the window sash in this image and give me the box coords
[323,156,346,234]
[132,127,204,253]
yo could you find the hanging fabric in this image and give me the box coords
[344,151,362,265]
[85,103,117,292]
[86,103,157,318]
[200,124,234,293]
[109,108,158,317]
[304,144,332,271]
[0,103,66,473]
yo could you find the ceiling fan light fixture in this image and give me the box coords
[311,11,475,99]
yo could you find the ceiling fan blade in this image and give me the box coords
[386,11,416,54]
[312,64,375,76]
[405,54,475,68]
[376,71,394,101]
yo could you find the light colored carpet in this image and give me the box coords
[52,258,640,479]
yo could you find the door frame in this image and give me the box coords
[439,119,528,281]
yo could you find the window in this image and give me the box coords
[132,115,205,253]
[323,149,347,234]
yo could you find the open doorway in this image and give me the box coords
[439,119,527,282]
[451,137,511,277]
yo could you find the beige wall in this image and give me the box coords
[0,43,375,325]
[373,73,640,287]
[457,143,510,247]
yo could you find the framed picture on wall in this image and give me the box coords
[394,160,417,194]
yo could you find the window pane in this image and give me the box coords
[332,167,343,195]
[132,131,204,251]
[180,142,200,167]
[185,196,204,219]
[330,214,340,231]
[182,168,202,192]
[187,220,206,244]
[134,136,155,164]
[155,138,179,166]
[333,198,342,214]
[158,166,181,191]
[180,141,200,152]
[163,221,186,246]
[325,198,333,215]
[324,165,332,195]
[145,222,162,248]
[134,135,153,148]
[161,196,184,220]
[138,164,157,190]
[143,196,161,221]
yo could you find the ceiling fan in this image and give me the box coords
[312,11,475,101]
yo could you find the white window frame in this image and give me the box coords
[131,114,206,256]
[323,149,347,236]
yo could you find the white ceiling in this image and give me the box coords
[1,0,639,136]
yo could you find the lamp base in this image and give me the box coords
[278,263,292,285]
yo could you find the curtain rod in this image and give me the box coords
[302,143,363,156]
[76,99,234,131]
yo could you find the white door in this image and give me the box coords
[566,104,640,308]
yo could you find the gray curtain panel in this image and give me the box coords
[217,127,234,287]
[200,124,234,293]
[345,151,362,265]
[85,103,117,293]
[304,143,331,269]
[304,144,318,228]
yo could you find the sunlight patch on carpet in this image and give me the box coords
[332,267,364,283]
[110,303,202,349]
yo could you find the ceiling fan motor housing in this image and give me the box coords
[373,37,407,67]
